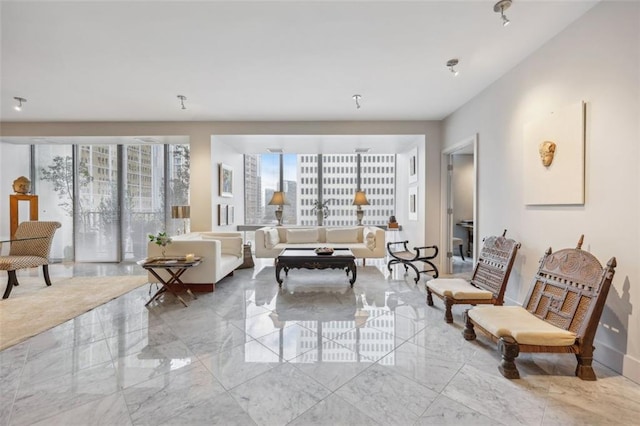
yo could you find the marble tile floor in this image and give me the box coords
[1,259,639,425]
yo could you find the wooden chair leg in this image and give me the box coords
[575,352,597,381]
[3,271,19,299]
[43,265,52,286]
[426,287,434,306]
[462,309,476,340]
[444,297,454,323]
[459,245,465,261]
[498,336,520,379]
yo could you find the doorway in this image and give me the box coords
[440,134,478,276]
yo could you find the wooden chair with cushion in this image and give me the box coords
[462,235,616,380]
[0,221,61,299]
[386,241,439,283]
[427,230,520,323]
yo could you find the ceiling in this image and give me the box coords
[1,0,598,123]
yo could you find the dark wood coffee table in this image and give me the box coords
[275,248,357,287]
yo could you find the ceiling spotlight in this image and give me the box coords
[494,0,512,27]
[446,59,459,76]
[352,94,362,109]
[13,97,27,111]
[177,95,187,110]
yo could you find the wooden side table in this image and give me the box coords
[10,194,38,238]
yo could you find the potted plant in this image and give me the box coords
[148,231,172,257]
[311,199,332,226]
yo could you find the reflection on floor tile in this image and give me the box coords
[1,260,638,425]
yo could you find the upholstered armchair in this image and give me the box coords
[0,221,61,299]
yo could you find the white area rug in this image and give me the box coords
[0,275,147,351]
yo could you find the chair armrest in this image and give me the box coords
[414,245,438,260]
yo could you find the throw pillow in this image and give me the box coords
[326,227,359,243]
[286,228,319,244]
[265,228,280,249]
[364,230,376,250]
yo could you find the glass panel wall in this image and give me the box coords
[360,154,396,225]
[30,141,190,262]
[34,144,75,261]
[76,144,120,262]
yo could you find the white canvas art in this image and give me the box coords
[523,101,585,205]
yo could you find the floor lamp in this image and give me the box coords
[171,205,190,234]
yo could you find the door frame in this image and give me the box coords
[440,133,478,274]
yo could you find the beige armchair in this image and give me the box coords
[1,221,61,299]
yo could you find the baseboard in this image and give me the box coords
[593,340,624,374]
[623,354,640,385]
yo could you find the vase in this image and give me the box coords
[316,211,324,226]
[161,248,166,257]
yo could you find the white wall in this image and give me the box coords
[210,137,245,232]
[443,1,639,381]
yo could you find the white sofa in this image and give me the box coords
[255,226,385,261]
[147,232,243,292]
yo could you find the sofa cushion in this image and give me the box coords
[468,306,577,346]
[286,228,319,244]
[326,227,359,243]
[265,228,280,249]
[364,229,376,250]
[427,278,493,300]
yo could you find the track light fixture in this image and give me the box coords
[352,94,362,109]
[446,59,459,76]
[177,95,187,110]
[13,97,27,111]
[494,0,512,27]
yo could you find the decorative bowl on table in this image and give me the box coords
[314,247,334,255]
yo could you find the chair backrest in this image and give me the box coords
[469,230,520,303]
[9,221,61,258]
[523,235,616,345]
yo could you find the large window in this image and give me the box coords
[245,153,395,226]
[33,142,189,261]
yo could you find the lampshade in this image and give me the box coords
[171,205,190,219]
[352,191,370,206]
[268,191,287,206]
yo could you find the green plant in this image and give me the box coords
[148,232,172,247]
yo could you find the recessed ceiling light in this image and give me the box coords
[267,148,283,153]
[354,148,371,154]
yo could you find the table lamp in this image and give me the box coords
[352,191,370,226]
[171,205,190,234]
[268,191,287,226]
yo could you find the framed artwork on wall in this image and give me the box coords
[408,186,418,221]
[408,147,418,183]
[523,101,585,205]
[219,163,233,198]
[227,205,234,225]
[218,204,228,226]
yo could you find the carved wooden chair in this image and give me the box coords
[386,241,439,283]
[0,221,61,299]
[427,230,520,323]
[463,236,616,380]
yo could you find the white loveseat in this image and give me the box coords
[147,232,243,292]
[255,226,385,261]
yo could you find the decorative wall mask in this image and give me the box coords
[539,141,557,167]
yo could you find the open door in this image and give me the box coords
[440,134,478,275]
